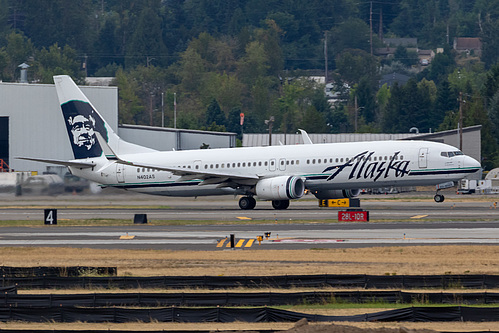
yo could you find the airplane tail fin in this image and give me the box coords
[53,75,156,160]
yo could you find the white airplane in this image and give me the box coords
[20,75,481,210]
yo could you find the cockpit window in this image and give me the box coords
[441,151,463,158]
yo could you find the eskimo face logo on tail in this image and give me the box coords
[323,151,411,182]
[61,100,108,159]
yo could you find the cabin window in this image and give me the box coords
[137,168,140,173]
[258,161,262,166]
[296,160,300,165]
[290,160,294,165]
[196,165,199,169]
[204,164,208,169]
[242,162,246,167]
[306,159,310,164]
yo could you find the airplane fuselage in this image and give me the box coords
[70,140,480,198]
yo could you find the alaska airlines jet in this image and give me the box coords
[20,75,481,210]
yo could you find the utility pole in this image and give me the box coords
[459,92,463,150]
[265,116,275,146]
[354,95,358,133]
[161,92,164,127]
[324,31,328,85]
[174,92,177,129]
[369,1,373,56]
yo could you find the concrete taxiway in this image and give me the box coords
[0,192,497,250]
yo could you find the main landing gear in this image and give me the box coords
[271,200,290,210]
[239,196,256,210]
[238,197,290,210]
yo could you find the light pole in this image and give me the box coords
[265,116,275,146]
[174,92,177,129]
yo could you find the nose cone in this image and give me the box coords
[464,155,481,170]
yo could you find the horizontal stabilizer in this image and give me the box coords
[17,157,96,169]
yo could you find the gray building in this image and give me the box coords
[0,81,236,175]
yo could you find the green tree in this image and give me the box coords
[335,49,379,87]
[205,98,226,128]
[33,44,80,83]
[480,18,499,68]
[22,0,94,51]
[115,68,144,125]
[3,32,34,81]
[126,0,168,68]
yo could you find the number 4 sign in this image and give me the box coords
[44,209,57,225]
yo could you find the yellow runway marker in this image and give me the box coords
[216,238,227,247]
[410,215,428,219]
[236,217,252,220]
[235,239,245,247]
[119,233,135,240]
[245,239,255,247]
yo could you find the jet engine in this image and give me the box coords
[255,176,305,200]
[312,189,361,200]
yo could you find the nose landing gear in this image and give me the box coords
[434,193,445,203]
[434,181,454,203]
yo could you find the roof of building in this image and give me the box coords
[453,37,482,50]
[382,38,418,47]
[379,72,411,88]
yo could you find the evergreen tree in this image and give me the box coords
[205,98,226,128]
[126,0,168,69]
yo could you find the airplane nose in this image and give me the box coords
[464,155,481,169]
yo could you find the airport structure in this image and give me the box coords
[0,81,236,176]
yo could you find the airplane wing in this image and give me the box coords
[94,132,259,184]
[17,157,96,169]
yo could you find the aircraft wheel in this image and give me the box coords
[239,197,256,210]
[434,194,445,203]
[272,200,290,210]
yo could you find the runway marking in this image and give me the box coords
[119,233,135,240]
[411,215,429,219]
[217,238,255,248]
[216,238,227,247]
[237,217,252,220]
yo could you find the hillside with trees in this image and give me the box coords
[0,0,498,169]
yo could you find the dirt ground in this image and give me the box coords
[0,245,497,276]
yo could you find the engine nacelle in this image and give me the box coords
[255,176,305,200]
[312,189,361,200]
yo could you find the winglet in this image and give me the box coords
[95,132,119,161]
[298,129,313,144]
